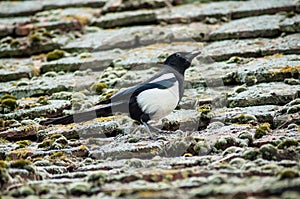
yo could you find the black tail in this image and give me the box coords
[40,105,113,125]
[40,115,75,125]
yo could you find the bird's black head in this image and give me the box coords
[164,51,201,74]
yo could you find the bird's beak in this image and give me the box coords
[185,51,201,62]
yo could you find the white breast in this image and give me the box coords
[136,73,179,120]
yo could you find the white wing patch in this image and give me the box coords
[137,73,179,120]
[149,73,175,83]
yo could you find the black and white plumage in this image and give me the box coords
[41,51,201,138]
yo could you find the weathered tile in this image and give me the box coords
[0,17,31,37]
[0,58,34,82]
[230,0,299,19]
[274,98,300,128]
[113,42,201,70]
[280,14,300,33]
[101,0,167,14]
[185,54,300,86]
[0,72,102,99]
[91,140,164,159]
[41,49,125,73]
[93,9,157,28]
[236,54,300,84]
[63,23,212,52]
[191,177,300,198]
[202,33,300,61]
[0,25,14,38]
[156,0,298,23]
[139,22,216,44]
[0,16,31,27]
[0,0,105,17]
[227,82,300,108]
[186,60,238,86]
[42,0,106,10]
[0,33,61,58]
[1,99,71,120]
[162,109,200,132]
[63,27,140,52]
[0,1,43,17]
[210,15,285,40]
[0,124,42,141]
[15,7,101,36]
[16,21,81,37]
[156,3,206,24]
[213,105,279,124]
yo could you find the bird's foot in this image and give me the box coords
[138,121,170,140]
[145,128,167,141]
[149,125,173,134]
[139,134,167,141]
[130,125,158,140]
[154,136,167,141]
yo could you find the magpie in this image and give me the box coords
[41,51,201,138]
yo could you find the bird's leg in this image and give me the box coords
[141,121,157,140]
[141,122,169,141]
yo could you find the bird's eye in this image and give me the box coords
[175,53,180,57]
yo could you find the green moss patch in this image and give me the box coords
[277,139,299,149]
[16,140,31,148]
[10,159,31,169]
[254,123,271,139]
[46,50,65,62]
[0,94,18,113]
[89,82,108,94]
[49,151,64,159]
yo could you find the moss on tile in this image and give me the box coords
[46,49,65,62]
[49,151,64,159]
[254,123,271,139]
[16,140,31,148]
[277,139,299,149]
[89,82,108,94]
[10,159,32,169]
